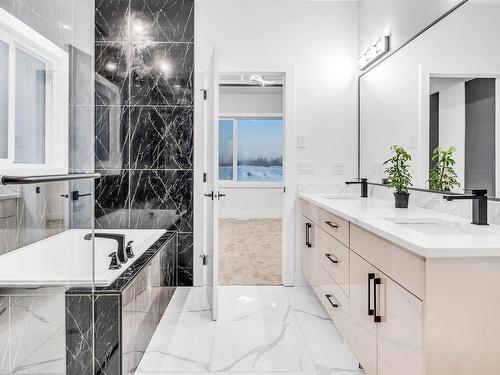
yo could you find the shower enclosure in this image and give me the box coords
[0,0,97,374]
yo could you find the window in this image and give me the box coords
[218,118,283,183]
[0,8,69,176]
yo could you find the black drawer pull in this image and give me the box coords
[368,273,375,316]
[325,253,339,264]
[305,222,312,248]
[374,277,381,323]
[325,294,340,308]
[325,221,339,229]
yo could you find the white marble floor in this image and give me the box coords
[135,285,365,375]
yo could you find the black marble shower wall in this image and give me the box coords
[94,0,194,285]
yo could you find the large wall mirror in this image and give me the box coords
[360,0,500,197]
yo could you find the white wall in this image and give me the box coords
[220,86,283,114]
[219,187,283,218]
[358,0,463,55]
[360,2,500,188]
[196,0,359,183]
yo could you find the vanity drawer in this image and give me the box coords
[350,224,425,300]
[321,267,350,337]
[318,228,349,296]
[318,207,349,247]
[301,199,318,222]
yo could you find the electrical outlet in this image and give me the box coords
[297,135,307,148]
[331,161,345,175]
[299,160,316,174]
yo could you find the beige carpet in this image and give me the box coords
[218,218,282,285]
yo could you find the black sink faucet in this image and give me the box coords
[443,189,488,225]
[84,233,128,263]
[345,178,368,198]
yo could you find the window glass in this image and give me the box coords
[15,48,46,164]
[219,119,233,180]
[237,118,283,182]
[0,40,8,158]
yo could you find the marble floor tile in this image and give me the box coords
[300,322,360,373]
[136,319,215,373]
[217,291,295,324]
[137,286,364,375]
[286,287,331,324]
[210,321,315,373]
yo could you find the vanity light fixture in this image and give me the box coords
[358,35,390,71]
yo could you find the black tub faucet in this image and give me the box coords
[345,178,368,198]
[443,189,488,225]
[84,233,128,263]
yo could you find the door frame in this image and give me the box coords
[193,62,297,287]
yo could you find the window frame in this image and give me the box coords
[0,7,69,176]
[218,113,284,188]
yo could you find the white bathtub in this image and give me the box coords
[0,229,167,287]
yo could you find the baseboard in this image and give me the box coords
[219,212,282,219]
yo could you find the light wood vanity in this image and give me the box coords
[301,198,500,375]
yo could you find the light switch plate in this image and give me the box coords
[297,135,307,148]
[409,135,418,149]
[331,161,345,175]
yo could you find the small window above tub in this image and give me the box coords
[0,8,69,176]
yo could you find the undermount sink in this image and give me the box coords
[384,218,492,235]
[321,194,359,200]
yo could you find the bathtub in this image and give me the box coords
[0,228,166,287]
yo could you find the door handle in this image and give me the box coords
[325,253,339,264]
[368,273,375,316]
[204,191,214,200]
[374,277,381,323]
[218,192,226,200]
[325,294,340,308]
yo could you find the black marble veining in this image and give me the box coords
[177,232,193,286]
[95,0,194,288]
[130,106,193,169]
[130,169,193,232]
[95,42,130,106]
[130,0,193,43]
[95,0,130,41]
[130,43,193,106]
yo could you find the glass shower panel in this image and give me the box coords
[0,40,7,159]
[0,1,96,374]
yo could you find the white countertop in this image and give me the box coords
[300,192,500,258]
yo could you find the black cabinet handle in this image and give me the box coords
[325,221,339,229]
[325,294,340,308]
[374,277,381,323]
[305,223,312,248]
[368,273,375,316]
[325,253,339,264]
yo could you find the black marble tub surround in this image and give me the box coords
[66,232,177,375]
[95,0,195,286]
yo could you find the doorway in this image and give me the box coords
[218,74,284,285]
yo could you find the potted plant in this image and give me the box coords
[383,145,412,208]
[428,146,460,192]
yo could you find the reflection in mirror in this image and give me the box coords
[360,1,500,198]
[429,76,496,194]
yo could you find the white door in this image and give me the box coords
[204,49,219,320]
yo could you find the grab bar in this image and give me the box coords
[1,172,101,185]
